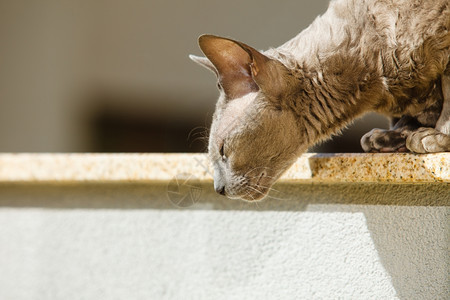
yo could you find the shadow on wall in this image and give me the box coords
[0,182,448,298]
[321,205,449,300]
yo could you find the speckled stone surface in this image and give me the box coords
[0,153,448,183]
[293,153,450,183]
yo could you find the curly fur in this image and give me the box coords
[191,0,450,201]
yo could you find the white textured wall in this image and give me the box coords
[0,184,448,299]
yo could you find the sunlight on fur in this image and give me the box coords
[190,0,450,201]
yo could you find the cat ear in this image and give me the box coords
[197,35,291,100]
[197,35,259,99]
[189,55,218,76]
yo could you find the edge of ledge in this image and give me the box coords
[0,153,448,184]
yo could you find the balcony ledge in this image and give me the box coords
[0,152,448,184]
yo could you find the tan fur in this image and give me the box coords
[191,0,450,201]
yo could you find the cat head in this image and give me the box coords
[190,35,304,201]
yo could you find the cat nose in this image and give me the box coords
[213,170,226,196]
[215,185,226,196]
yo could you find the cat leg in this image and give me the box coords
[360,116,419,153]
[406,75,450,153]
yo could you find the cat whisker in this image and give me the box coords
[251,183,287,201]
[247,191,261,208]
[247,175,278,180]
[240,189,262,209]
[189,136,208,144]
[187,126,208,140]
[245,185,265,196]
[190,130,207,137]
[246,179,283,194]
[187,126,210,150]
[263,194,288,201]
[253,199,261,209]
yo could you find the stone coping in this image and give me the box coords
[0,153,448,184]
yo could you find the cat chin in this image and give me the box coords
[239,195,267,202]
[234,187,270,202]
[222,188,269,202]
[226,194,267,202]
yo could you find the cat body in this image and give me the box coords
[191,0,450,201]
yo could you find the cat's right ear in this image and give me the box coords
[189,55,218,76]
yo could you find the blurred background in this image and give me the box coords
[0,0,388,153]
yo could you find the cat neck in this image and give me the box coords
[287,64,378,147]
[267,7,385,147]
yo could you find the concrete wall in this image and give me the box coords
[0,154,448,299]
[0,184,448,299]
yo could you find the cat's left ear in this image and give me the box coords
[197,35,293,100]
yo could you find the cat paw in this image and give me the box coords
[360,128,409,153]
[406,127,450,153]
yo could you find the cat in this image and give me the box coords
[190,0,450,201]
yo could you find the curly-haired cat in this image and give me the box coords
[190,0,450,201]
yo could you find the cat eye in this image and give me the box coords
[219,143,226,161]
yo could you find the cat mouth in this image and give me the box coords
[216,170,277,202]
[238,172,273,201]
